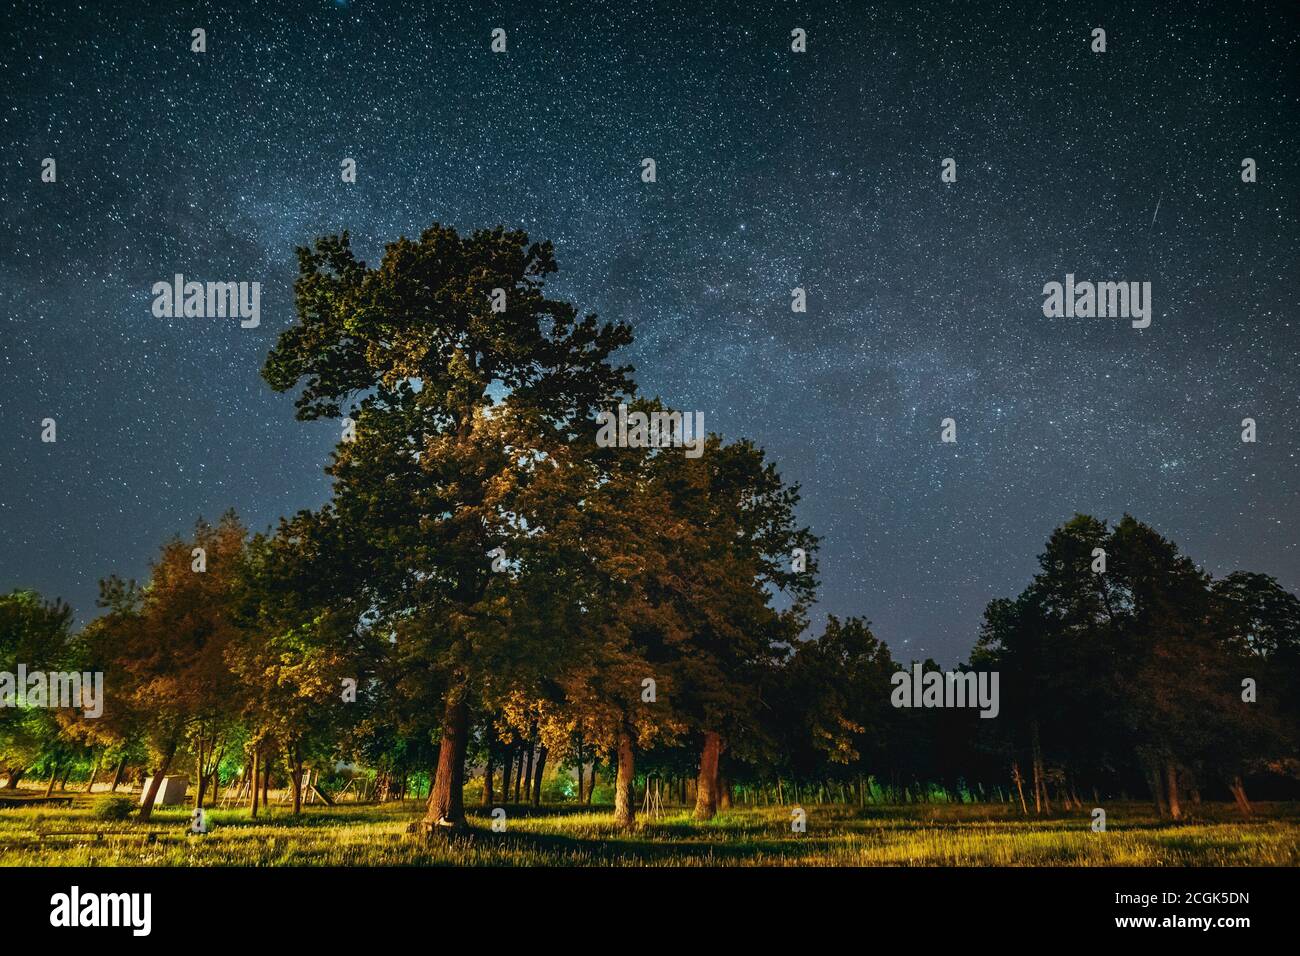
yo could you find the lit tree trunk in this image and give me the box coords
[423,688,469,833]
[1,767,23,789]
[574,738,584,803]
[1010,762,1028,814]
[483,739,495,806]
[195,734,206,809]
[719,770,732,810]
[514,746,525,802]
[138,735,178,822]
[521,741,534,803]
[109,754,127,792]
[694,730,722,820]
[1165,762,1181,820]
[258,742,271,808]
[85,753,101,794]
[1229,775,1252,816]
[205,738,225,807]
[44,764,59,797]
[585,757,597,805]
[288,744,304,816]
[613,728,636,829]
[250,748,260,819]
[532,745,547,807]
[1069,779,1082,810]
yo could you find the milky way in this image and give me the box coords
[2,0,1296,663]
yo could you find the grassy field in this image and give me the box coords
[2,796,1298,866]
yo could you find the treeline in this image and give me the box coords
[2,225,1297,826]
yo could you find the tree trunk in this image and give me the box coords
[532,746,547,807]
[719,770,732,810]
[1010,762,1028,814]
[195,736,206,809]
[1030,721,1050,813]
[585,758,597,805]
[250,748,260,819]
[208,738,226,803]
[423,688,470,833]
[289,745,304,816]
[694,730,722,820]
[1229,775,1252,816]
[44,764,59,797]
[138,736,178,821]
[195,733,223,808]
[1145,761,1167,816]
[522,742,534,803]
[613,728,636,829]
[500,746,513,803]
[574,739,584,803]
[85,754,101,794]
[1165,761,1181,820]
[1,767,23,789]
[513,745,524,802]
[484,740,495,806]
[109,754,127,792]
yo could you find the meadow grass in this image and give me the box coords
[1,797,1296,867]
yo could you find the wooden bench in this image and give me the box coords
[37,830,168,844]
[0,795,74,808]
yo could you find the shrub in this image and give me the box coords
[92,795,135,821]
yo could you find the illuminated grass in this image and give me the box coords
[1,799,1296,867]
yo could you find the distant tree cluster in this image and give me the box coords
[3,226,1297,826]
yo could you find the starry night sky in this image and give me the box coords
[2,0,1297,664]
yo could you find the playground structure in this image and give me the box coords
[217,769,383,809]
[641,773,665,820]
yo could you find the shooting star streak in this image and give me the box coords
[1151,195,1162,225]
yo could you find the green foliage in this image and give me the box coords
[0,591,74,779]
[91,795,135,821]
[10,223,1299,835]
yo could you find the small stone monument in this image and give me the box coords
[139,774,189,807]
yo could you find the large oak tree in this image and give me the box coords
[263,225,632,830]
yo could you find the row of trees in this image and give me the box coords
[970,515,1300,818]
[3,225,1298,827]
